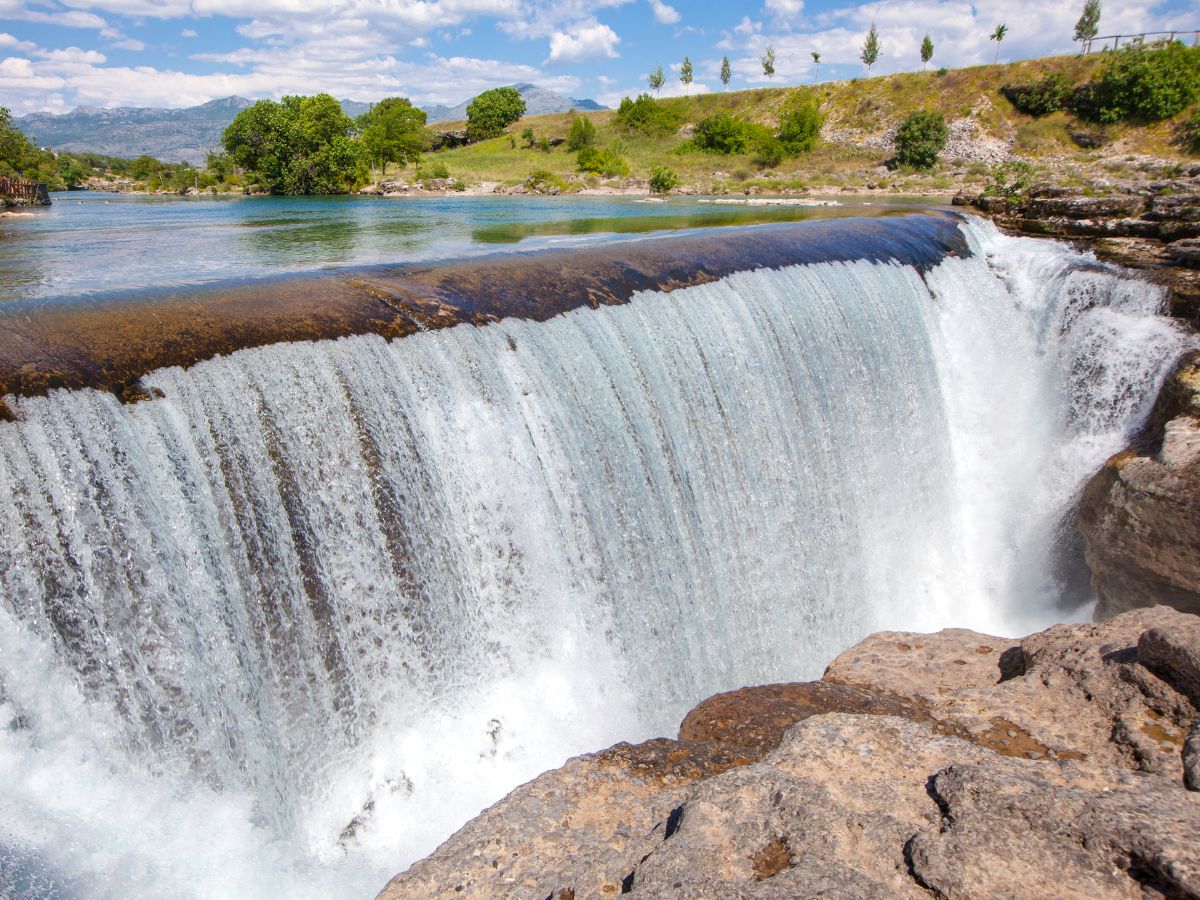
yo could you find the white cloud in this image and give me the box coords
[648,0,679,25]
[0,32,38,53]
[409,36,430,47]
[764,0,803,26]
[110,38,146,50]
[181,28,198,37]
[546,21,619,63]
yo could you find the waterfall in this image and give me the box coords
[0,217,1190,899]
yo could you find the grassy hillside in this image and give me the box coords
[401,52,1197,195]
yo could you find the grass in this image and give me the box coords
[413,53,1198,193]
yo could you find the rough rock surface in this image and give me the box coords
[377,609,1200,899]
[1079,351,1200,620]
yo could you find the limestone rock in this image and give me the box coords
[1186,723,1200,791]
[908,761,1200,899]
[1169,238,1200,268]
[1148,193,1200,222]
[1079,352,1200,620]
[1140,622,1200,706]
[1025,195,1145,219]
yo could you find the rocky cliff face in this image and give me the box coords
[376,607,1200,899]
[1079,351,1200,620]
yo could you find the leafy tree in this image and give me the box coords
[1074,0,1101,53]
[990,24,1008,64]
[577,145,629,177]
[648,165,680,193]
[721,56,732,91]
[778,92,823,154]
[205,150,234,181]
[357,97,427,177]
[894,110,948,169]
[566,114,598,151]
[861,23,880,74]
[0,107,53,180]
[680,56,694,95]
[761,45,776,82]
[222,94,367,194]
[614,94,683,135]
[921,34,934,70]
[1083,42,1200,123]
[811,50,821,81]
[465,87,526,142]
[649,64,665,96]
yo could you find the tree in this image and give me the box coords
[721,56,732,91]
[778,92,823,154]
[921,34,934,70]
[861,23,880,74]
[762,45,776,82]
[356,96,427,178]
[465,87,526,142]
[565,114,598,151]
[648,165,679,193]
[991,24,1008,64]
[1074,0,1101,53]
[222,93,367,194]
[680,56,694,95]
[894,110,948,169]
[649,64,665,96]
[811,50,821,82]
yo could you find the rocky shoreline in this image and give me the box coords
[377,607,1200,898]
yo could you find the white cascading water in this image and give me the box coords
[0,218,1192,898]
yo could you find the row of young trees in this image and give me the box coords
[648,0,1103,93]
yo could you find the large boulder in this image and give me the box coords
[1079,352,1200,620]
[376,610,1200,899]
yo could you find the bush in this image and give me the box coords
[415,159,450,180]
[893,110,948,170]
[648,165,680,193]
[577,146,630,177]
[565,115,598,151]
[1083,43,1200,123]
[1002,73,1073,117]
[1182,109,1200,155]
[614,94,682,135]
[520,126,536,148]
[754,137,786,168]
[778,93,823,155]
[693,113,760,154]
[466,86,526,141]
[538,137,551,153]
[986,160,1036,199]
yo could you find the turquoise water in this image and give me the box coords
[0,192,941,303]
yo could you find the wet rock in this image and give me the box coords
[950,190,976,206]
[1025,195,1145,219]
[1079,353,1200,620]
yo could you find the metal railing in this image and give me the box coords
[0,175,45,202]
[1083,31,1200,52]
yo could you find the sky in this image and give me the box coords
[2,0,1199,114]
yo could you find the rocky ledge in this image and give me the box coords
[955,171,1200,323]
[377,607,1200,899]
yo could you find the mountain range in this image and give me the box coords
[15,84,606,165]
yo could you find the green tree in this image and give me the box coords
[894,110,948,169]
[811,50,821,81]
[649,64,665,96]
[991,24,1008,64]
[778,92,823,154]
[205,150,234,181]
[465,87,526,142]
[921,34,934,70]
[721,56,732,91]
[222,93,367,194]
[680,56,694,95]
[1085,42,1200,122]
[357,97,427,177]
[861,23,880,74]
[762,45,776,82]
[648,165,680,193]
[1074,0,1101,53]
[566,114,598,151]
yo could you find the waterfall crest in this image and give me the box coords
[0,217,1191,898]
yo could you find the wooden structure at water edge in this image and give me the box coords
[0,175,50,207]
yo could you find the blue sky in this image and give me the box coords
[2,0,1198,113]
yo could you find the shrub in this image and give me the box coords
[648,165,680,193]
[416,159,450,180]
[614,94,682,135]
[565,115,598,151]
[466,86,526,141]
[893,110,948,169]
[577,146,630,177]
[986,160,1036,199]
[1083,43,1200,123]
[525,170,567,193]
[754,137,786,168]
[1182,109,1200,155]
[778,93,823,154]
[693,113,759,154]
[520,126,536,148]
[1002,73,1073,117]
[538,137,551,153]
